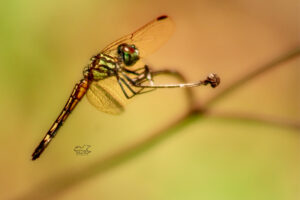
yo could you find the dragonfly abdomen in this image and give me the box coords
[32,79,90,160]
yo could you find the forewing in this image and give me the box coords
[102,15,175,58]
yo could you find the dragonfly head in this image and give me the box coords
[117,43,140,66]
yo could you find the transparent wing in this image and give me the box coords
[86,59,147,114]
[87,77,129,115]
[101,15,175,58]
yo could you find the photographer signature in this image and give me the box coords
[73,144,91,156]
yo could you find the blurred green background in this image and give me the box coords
[0,0,299,199]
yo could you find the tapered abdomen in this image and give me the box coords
[32,79,90,160]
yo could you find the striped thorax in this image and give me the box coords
[84,53,120,81]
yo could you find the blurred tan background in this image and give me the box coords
[0,0,299,199]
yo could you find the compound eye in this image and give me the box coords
[117,43,140,66]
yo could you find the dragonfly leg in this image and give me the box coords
[123,65,156,88]
[121,69,156,95]
[133,69,187,85]
[115,73,145,99]
[123,65,153,83]
[123,66,149,75]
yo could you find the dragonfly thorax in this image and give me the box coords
[84,53,119,81]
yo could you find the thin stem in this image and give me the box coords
[149,69,197,108]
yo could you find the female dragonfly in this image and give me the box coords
[32,15,220,160]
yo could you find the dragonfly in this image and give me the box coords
[32,15,220,160]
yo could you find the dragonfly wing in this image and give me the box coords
[102,15,175,58]
[87,77,130,115]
